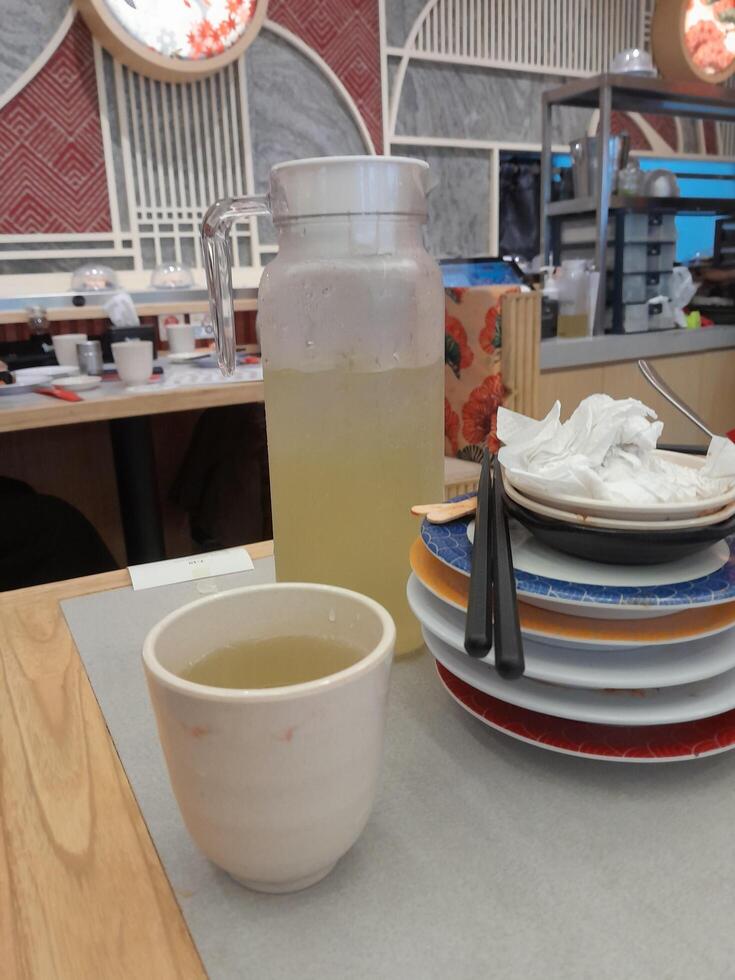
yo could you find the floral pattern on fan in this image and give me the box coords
[444,398,460,458]
[444,284,517,460]
[420,508,735,609]
[461,374,506,453]
[106,0,256,59]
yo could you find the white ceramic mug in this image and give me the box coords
[143,583,395,893]
[166,323,196,354]
[112,339,153,386]
[52,333,87,367]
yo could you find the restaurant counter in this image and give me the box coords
[539,325,735,446]
[541,324,735,371]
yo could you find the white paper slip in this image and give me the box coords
[129,547,254,591]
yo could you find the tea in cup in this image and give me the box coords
[143,582,395,893]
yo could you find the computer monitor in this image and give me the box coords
[440,256,526,288]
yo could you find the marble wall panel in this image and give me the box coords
[246,29,367,245]
[385,0,430,47]
[0,0,71,103]
[399,146,492,258]
[395,61,593,145]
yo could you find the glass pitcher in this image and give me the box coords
[202,156,444,654]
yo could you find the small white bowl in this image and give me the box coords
[502,470,735,530]
[502,450,735,522]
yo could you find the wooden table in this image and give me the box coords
[0,373,264,435]
[0,370,265,565]
[0,541,271,978]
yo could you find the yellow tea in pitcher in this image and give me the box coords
[264,362,444,656]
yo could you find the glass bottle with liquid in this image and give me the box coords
[556,259,590,338]
[202,157,444,654]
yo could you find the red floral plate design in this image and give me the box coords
[435,661,735,763]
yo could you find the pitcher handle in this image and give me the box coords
[201,195,270,376]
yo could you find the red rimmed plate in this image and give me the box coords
[435,661,735,763]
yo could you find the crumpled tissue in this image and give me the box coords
[496,394,735,505]
[104,291,140,327]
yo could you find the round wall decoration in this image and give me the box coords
[77,0,268,82]
[652,0,735,84]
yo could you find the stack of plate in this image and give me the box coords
[502,449,735,565]
[408,506,735,762]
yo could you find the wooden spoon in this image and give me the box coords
[411,497,477,524]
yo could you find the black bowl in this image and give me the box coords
[504,496,735,565]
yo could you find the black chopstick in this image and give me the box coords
[491,456,525,680]
[464,447,493,658]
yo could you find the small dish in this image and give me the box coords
[52,375,102,391]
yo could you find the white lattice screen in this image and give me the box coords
[3,2,730,283]
[115,60,260,273]
[389,0,647,77]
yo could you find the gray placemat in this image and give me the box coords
[62,563,735,980]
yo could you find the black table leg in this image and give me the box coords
[109,416,166,565]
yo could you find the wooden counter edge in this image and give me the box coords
[0,541,273,979]
[0,379,265,434]
[0,540,274,607]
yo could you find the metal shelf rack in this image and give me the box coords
[540,74,735,334]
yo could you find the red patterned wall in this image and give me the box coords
[0,17,111,235]
[269,0,383,153]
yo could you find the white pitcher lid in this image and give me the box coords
[268,156,432,220]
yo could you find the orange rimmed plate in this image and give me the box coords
[409,538,735,651]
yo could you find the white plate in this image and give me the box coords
[408,574,735,689]
[520,594,689,620]
[503,450,735,521]
[166,350,210,363]
[52,375,102,391]
[503,475,735,531]
[466,521,730,589]
[410,537,735,651]
[0,382,39,396]
[13,366,75,380]
[423,625,735,726]
[435,663,735,764]
[0,366,77,395]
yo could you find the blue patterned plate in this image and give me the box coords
[420,510,735,615]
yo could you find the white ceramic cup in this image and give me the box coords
[52,333,87,367]
[166,323,196,354]
[112,339,153,386]
[143,583,395,893]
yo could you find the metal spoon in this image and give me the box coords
[637,359,715,440]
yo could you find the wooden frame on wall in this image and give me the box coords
[652,0,735,86]
[76,0,268,83]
